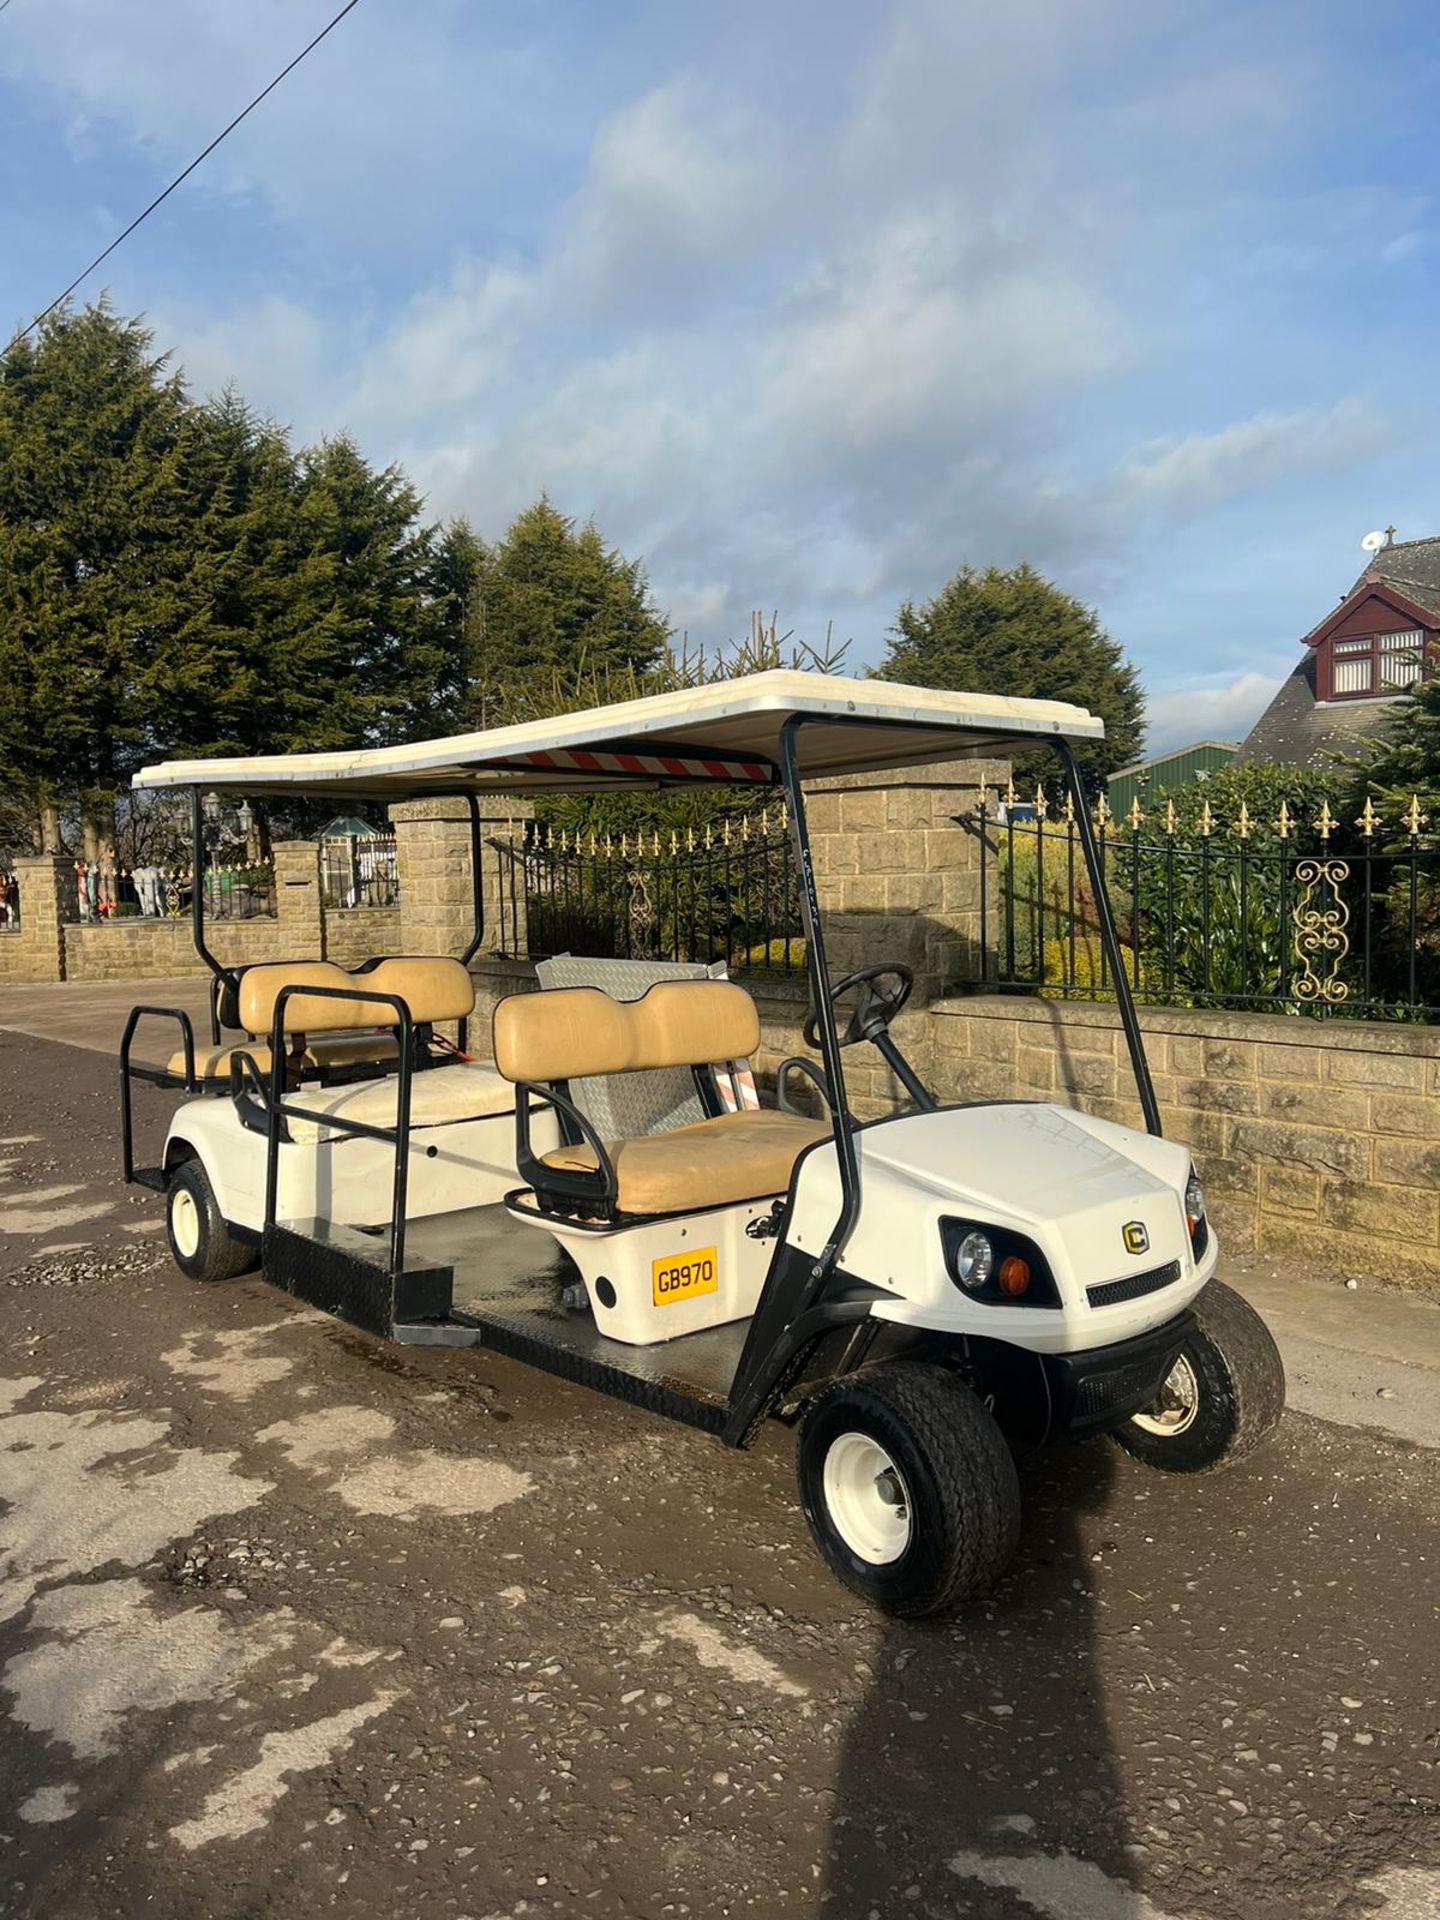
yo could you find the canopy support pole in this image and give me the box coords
[1056,740,1161,1136]
[459,794,485,967]
[190,787,228,1042]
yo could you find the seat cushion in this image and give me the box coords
[541,1108,830,1215]
[169,1040,275,1083]
[168,1032,398,1083]
[283,1063,516,1145]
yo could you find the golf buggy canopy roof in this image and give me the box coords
[131,671,1104,799]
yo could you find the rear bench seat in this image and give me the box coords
[283,1061,517,1145]
[168,957,470,1086]
[493,980,829,1216]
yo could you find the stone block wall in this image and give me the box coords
[391,800,530,962]
[926,996,1440,1291]
[59,840,325,982]
[802,759,1005,996]
[323,907,402,970]
[0,857,73,984]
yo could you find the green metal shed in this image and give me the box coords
[1105,741,1238,819]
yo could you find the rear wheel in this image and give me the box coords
[166,1160,256,1283]
[797,1362,1021,1618]
[1113,1279,1284,1473]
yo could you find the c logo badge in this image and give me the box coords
[1123,1221,1149,1256]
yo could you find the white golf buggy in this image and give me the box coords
[121,672,1284,1617]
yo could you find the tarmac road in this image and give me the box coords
[0,1023,1437,1920]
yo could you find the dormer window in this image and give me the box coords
[1378,630,1425,691]
[1332,638,1372,695]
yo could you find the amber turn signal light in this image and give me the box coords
[998,1255,1031,1297]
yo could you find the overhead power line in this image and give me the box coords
[19,0,362,339]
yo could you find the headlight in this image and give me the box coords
[941,1219,1062,1306]
[1185,1170,1205,1233]
[954,1230,994,1291]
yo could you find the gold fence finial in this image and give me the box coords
[1062,789,1075,826]
[1128,796,1144,833]
[1316,799,1335,843]
[1163,796,1178,837]
[1034,783,1049,821]
[1094,792,1111,830]
[1275,800,1292,840]
[1004,773,1017,808]
[1233,801,1252,841]
[1197,798,1213,838]
[1404,793,1429,838]
[1356,796,1380,839]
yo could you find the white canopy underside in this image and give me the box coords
[131,670,1104,798]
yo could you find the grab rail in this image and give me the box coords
[119,1005,197,1183]
[262,984,416,1275]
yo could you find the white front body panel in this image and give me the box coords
[785,1104,1216,1353]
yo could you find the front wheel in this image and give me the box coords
[796,1362,1021,1618]
[166,1159,257,1283]
[1113,1279,1285,1474]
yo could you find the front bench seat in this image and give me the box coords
[493,981,829,1217]
[541,1107,828,1214]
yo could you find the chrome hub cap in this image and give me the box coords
[1131,1355,1200,1437]
[822,1432,913,1564]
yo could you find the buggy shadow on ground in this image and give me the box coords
[0,1026,1437,1920]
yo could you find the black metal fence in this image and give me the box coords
[72,859,276,922]
[984,779,1439,1019]
[320,834,399,910]
[491,808,805,974]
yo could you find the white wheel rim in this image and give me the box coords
[1131,1355,1200,1437]
[170,1188,201,1259]
[822,1431,912,1565]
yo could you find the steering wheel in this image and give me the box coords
[804,962,914,1051]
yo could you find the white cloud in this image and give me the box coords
[560,80,777,308]
[1120,398,1395,522]
[1143,670,1282,756]
[761,211,1123,463]
[9,0,1420,694]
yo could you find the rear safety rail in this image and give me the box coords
[120,1004,199,1185]
[263,982,417,1276]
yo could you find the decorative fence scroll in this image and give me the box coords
[985,779,1437,1020]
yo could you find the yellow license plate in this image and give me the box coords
[652,1247,719,1307]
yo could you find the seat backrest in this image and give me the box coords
[493,980,760,1085]
[238,957,475,1035]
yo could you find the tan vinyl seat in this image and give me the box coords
[284,1062,516,1146]
[168,1032,399,1084]
[493,980,831,1216]
[169,956,473,1083]
[541,1107,829,1214]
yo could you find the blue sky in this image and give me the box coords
[3,0,1438,755]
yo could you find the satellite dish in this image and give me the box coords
[1361,530,1388,554]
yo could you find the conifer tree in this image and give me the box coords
[454,498,669,726]
[0,303,190,848]
[0,305,465,847]
[876,562,1144,780]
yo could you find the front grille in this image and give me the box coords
[1087,1259,1182,1310]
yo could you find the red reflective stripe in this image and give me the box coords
[510,747,770,781]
